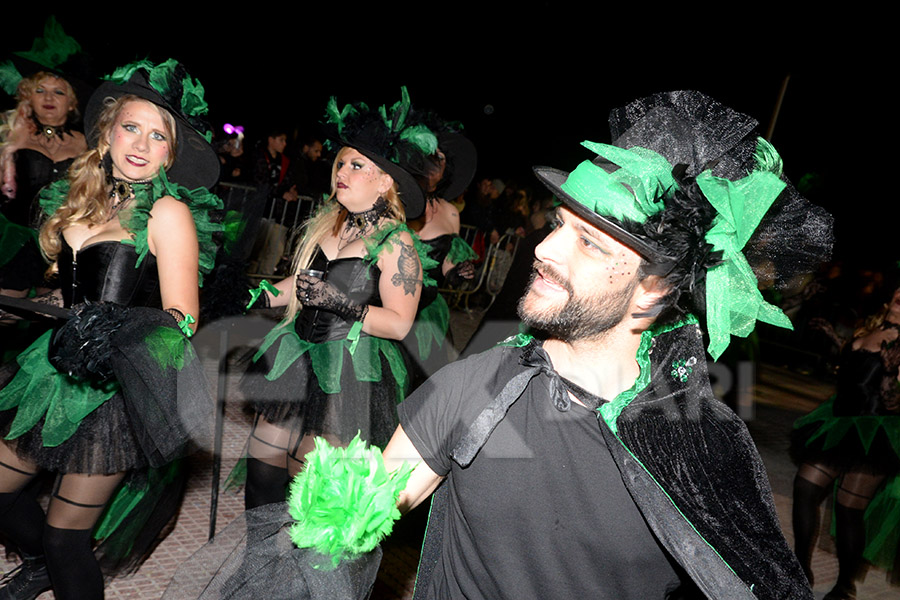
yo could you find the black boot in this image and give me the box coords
[0,554,51,600]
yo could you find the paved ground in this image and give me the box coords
[2,310,897,598]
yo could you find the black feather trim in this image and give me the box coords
[48,302,129,382]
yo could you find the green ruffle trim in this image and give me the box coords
[446,235,478,265]
[37,178,67,217]
[863,474,900,571]
[364,223,439,288]
[0,212,38,269]
[599,315,700,435]
[254,322,408,404]
[222,210,247,256]
[37,170,223,285]
[0,330,118,447]
[793,396,900,457]
[93,460,182,543]
[414,294,449,360]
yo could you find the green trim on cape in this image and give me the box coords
[598,315,700,435]
[593,316,741,580]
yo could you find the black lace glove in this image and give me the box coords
[444,260,475,287]
[296,273,369,322]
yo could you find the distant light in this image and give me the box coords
[223,124,244,135]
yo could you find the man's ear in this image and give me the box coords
[632,275,668,315]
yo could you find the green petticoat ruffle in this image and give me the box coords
[793,396,900,458]
[413,294,450,361]
[365,222,439,288]
[0,330,118,446]
[38,169,223,285]
[254,321,409,405]
[446,235,478,265]
[863,474,900,574]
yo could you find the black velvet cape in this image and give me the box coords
[420,319,811,600]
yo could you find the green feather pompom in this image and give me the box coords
[753,137,783,178]
[287,435,414,568]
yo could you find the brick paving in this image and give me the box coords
[1,312,897,598]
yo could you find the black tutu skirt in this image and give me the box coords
[790,396,900,475]
[0,392,148,474]
[243,339,401,450]
[0,307,213,474]
[163,502,382,600]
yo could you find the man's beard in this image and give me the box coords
[517,261,639,343]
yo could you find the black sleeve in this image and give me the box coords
[398,348,508,476]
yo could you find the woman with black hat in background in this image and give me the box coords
[1,18,88,308]
[239,90,434,510]
[405,117,478,389]
[792,284,900,599]
[0,59,220,600]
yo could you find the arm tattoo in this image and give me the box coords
[391,240,421,296]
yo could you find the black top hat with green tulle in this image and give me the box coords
[534,90,834,359]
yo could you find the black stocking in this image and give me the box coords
[42,472,125,600]
[43,525,102,600]
[825,471,885,598]
[792,462,837,585]
[245,414,291,509]
[0,449,44,558]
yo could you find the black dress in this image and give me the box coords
[0,238,208,473]
[245,244,407,449]
[791,336,900,577]
[0,149,72,290]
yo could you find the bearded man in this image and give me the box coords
[382,91,834,599]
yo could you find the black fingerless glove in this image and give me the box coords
[296,273,369,322]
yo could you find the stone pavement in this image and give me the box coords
[2,310,897,598]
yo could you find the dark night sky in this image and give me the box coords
[4,9,888,265]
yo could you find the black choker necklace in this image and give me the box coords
[339,196,390,250]
[347,196,389,230]
[110,177,153,201]
[882,320,900,332]
[31,115,70,141]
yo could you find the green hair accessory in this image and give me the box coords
[701,137,791,360]
[287,434,414,568]
[560,142,675,224]
[246,280,280,310]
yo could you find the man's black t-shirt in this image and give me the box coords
[399,344,688,600]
